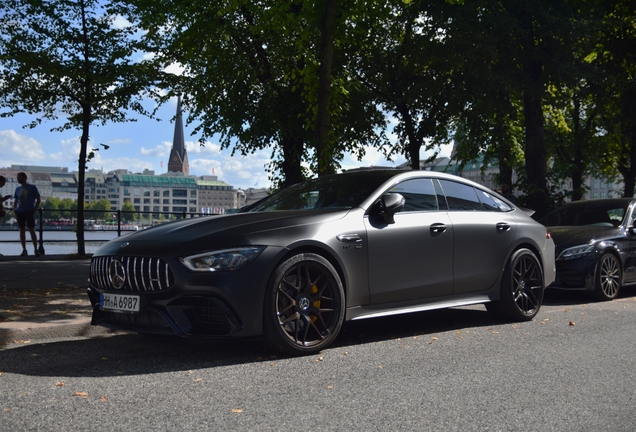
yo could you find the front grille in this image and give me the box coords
[90,256,175,292]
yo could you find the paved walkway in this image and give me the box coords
[0,255,113,346]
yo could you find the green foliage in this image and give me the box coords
[350,0,456,168]
[117,0,387,186]
[85,198,112,220]
[3,0,635,213]
[120,200,137,222]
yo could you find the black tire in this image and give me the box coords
[263,253,345,355]
[486,248,544,321]
[593,252,621,301]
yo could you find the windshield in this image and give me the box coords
[540,201,630,227]
[241,171,399,212]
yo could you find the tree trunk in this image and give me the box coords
[618,141,636,197]
[396,101,420,170]
[77,106,89,256]
[315,0,338,177]
[77,0,88,256]
[523,90,549,217]
[280,135,304,187]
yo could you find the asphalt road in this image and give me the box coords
[1,288,635,431]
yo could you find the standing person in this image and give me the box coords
[13,172,41,257]
[0,175,11,217]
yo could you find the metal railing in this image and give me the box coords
[0,208,214,256]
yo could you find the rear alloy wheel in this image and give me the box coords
[594,252,621,301]
[263,253,345,355]
[486,248,544,321]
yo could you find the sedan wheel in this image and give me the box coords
[263,253,345,355]
[594,253,621,301]
[486,248,544,321]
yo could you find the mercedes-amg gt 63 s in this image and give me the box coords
[87,170,555,355]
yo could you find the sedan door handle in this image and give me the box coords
[430,223,447,234]
[337,234,362,243]
[496,222,511,232]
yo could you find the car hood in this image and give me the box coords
[548,226,620,252]
[94,209,349,257]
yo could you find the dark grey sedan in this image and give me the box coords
[87,170,555,355]
[540,198,636,301]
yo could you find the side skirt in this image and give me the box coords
[346,295,491,321]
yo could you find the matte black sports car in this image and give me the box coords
[540,198,636,301]
[87,170,555,355]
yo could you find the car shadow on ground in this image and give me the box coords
[0,306,503,378]
[543,284,636,306]
[4,286,633,378]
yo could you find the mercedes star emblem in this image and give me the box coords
[108,260,126,289]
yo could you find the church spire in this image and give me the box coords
[167,95,189,175]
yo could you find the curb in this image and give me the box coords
[0,317,116,346]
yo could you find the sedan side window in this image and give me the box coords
[438,179,483,211]
[477,190,511,212]
[390,179,438,212]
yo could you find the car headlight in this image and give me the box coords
[557,243,594,261]
[180,246,265,272]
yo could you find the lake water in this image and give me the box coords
[0,230,134,257]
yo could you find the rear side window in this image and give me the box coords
[477,189,511,212]
[438,179,483,211]
[390,178,439,212]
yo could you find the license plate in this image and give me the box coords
[100,293,140,313]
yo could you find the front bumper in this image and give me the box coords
[548,255,597,291]
[87,287,243,336]
[86,246,285,338]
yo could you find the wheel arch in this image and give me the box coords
[512,242,544,272]
[594,246,624,284]
[265,244,348,301]
[492,241,546,301]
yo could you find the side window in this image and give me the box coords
[390,178,438,212]
[438,179,483,211]
[477,189,510,212]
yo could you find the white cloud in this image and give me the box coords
[104,138,132,146]
[165,62,185,76]
[85,152,155,174]
[185,140,222,155]
[111,15,131,29]
[140,141,171,157]
[0,129,47,163]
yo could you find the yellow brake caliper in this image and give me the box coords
[311,284,320,322]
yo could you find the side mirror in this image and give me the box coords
[378,193,405,224]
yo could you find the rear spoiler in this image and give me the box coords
[520,207,536,217]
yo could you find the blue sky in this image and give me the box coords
[0,96,450,190]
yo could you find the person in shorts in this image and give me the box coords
[13,172,41,257]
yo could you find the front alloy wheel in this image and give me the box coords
[263,253,345,355]
[486,248,544,321]
[594,252,621,301]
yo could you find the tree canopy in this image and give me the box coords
[2,0,635,220]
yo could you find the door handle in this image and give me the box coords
[337,234,362,243]
[430,223,447,234]
[496,222,511,232]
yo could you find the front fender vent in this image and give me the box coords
[90,256,175,292]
